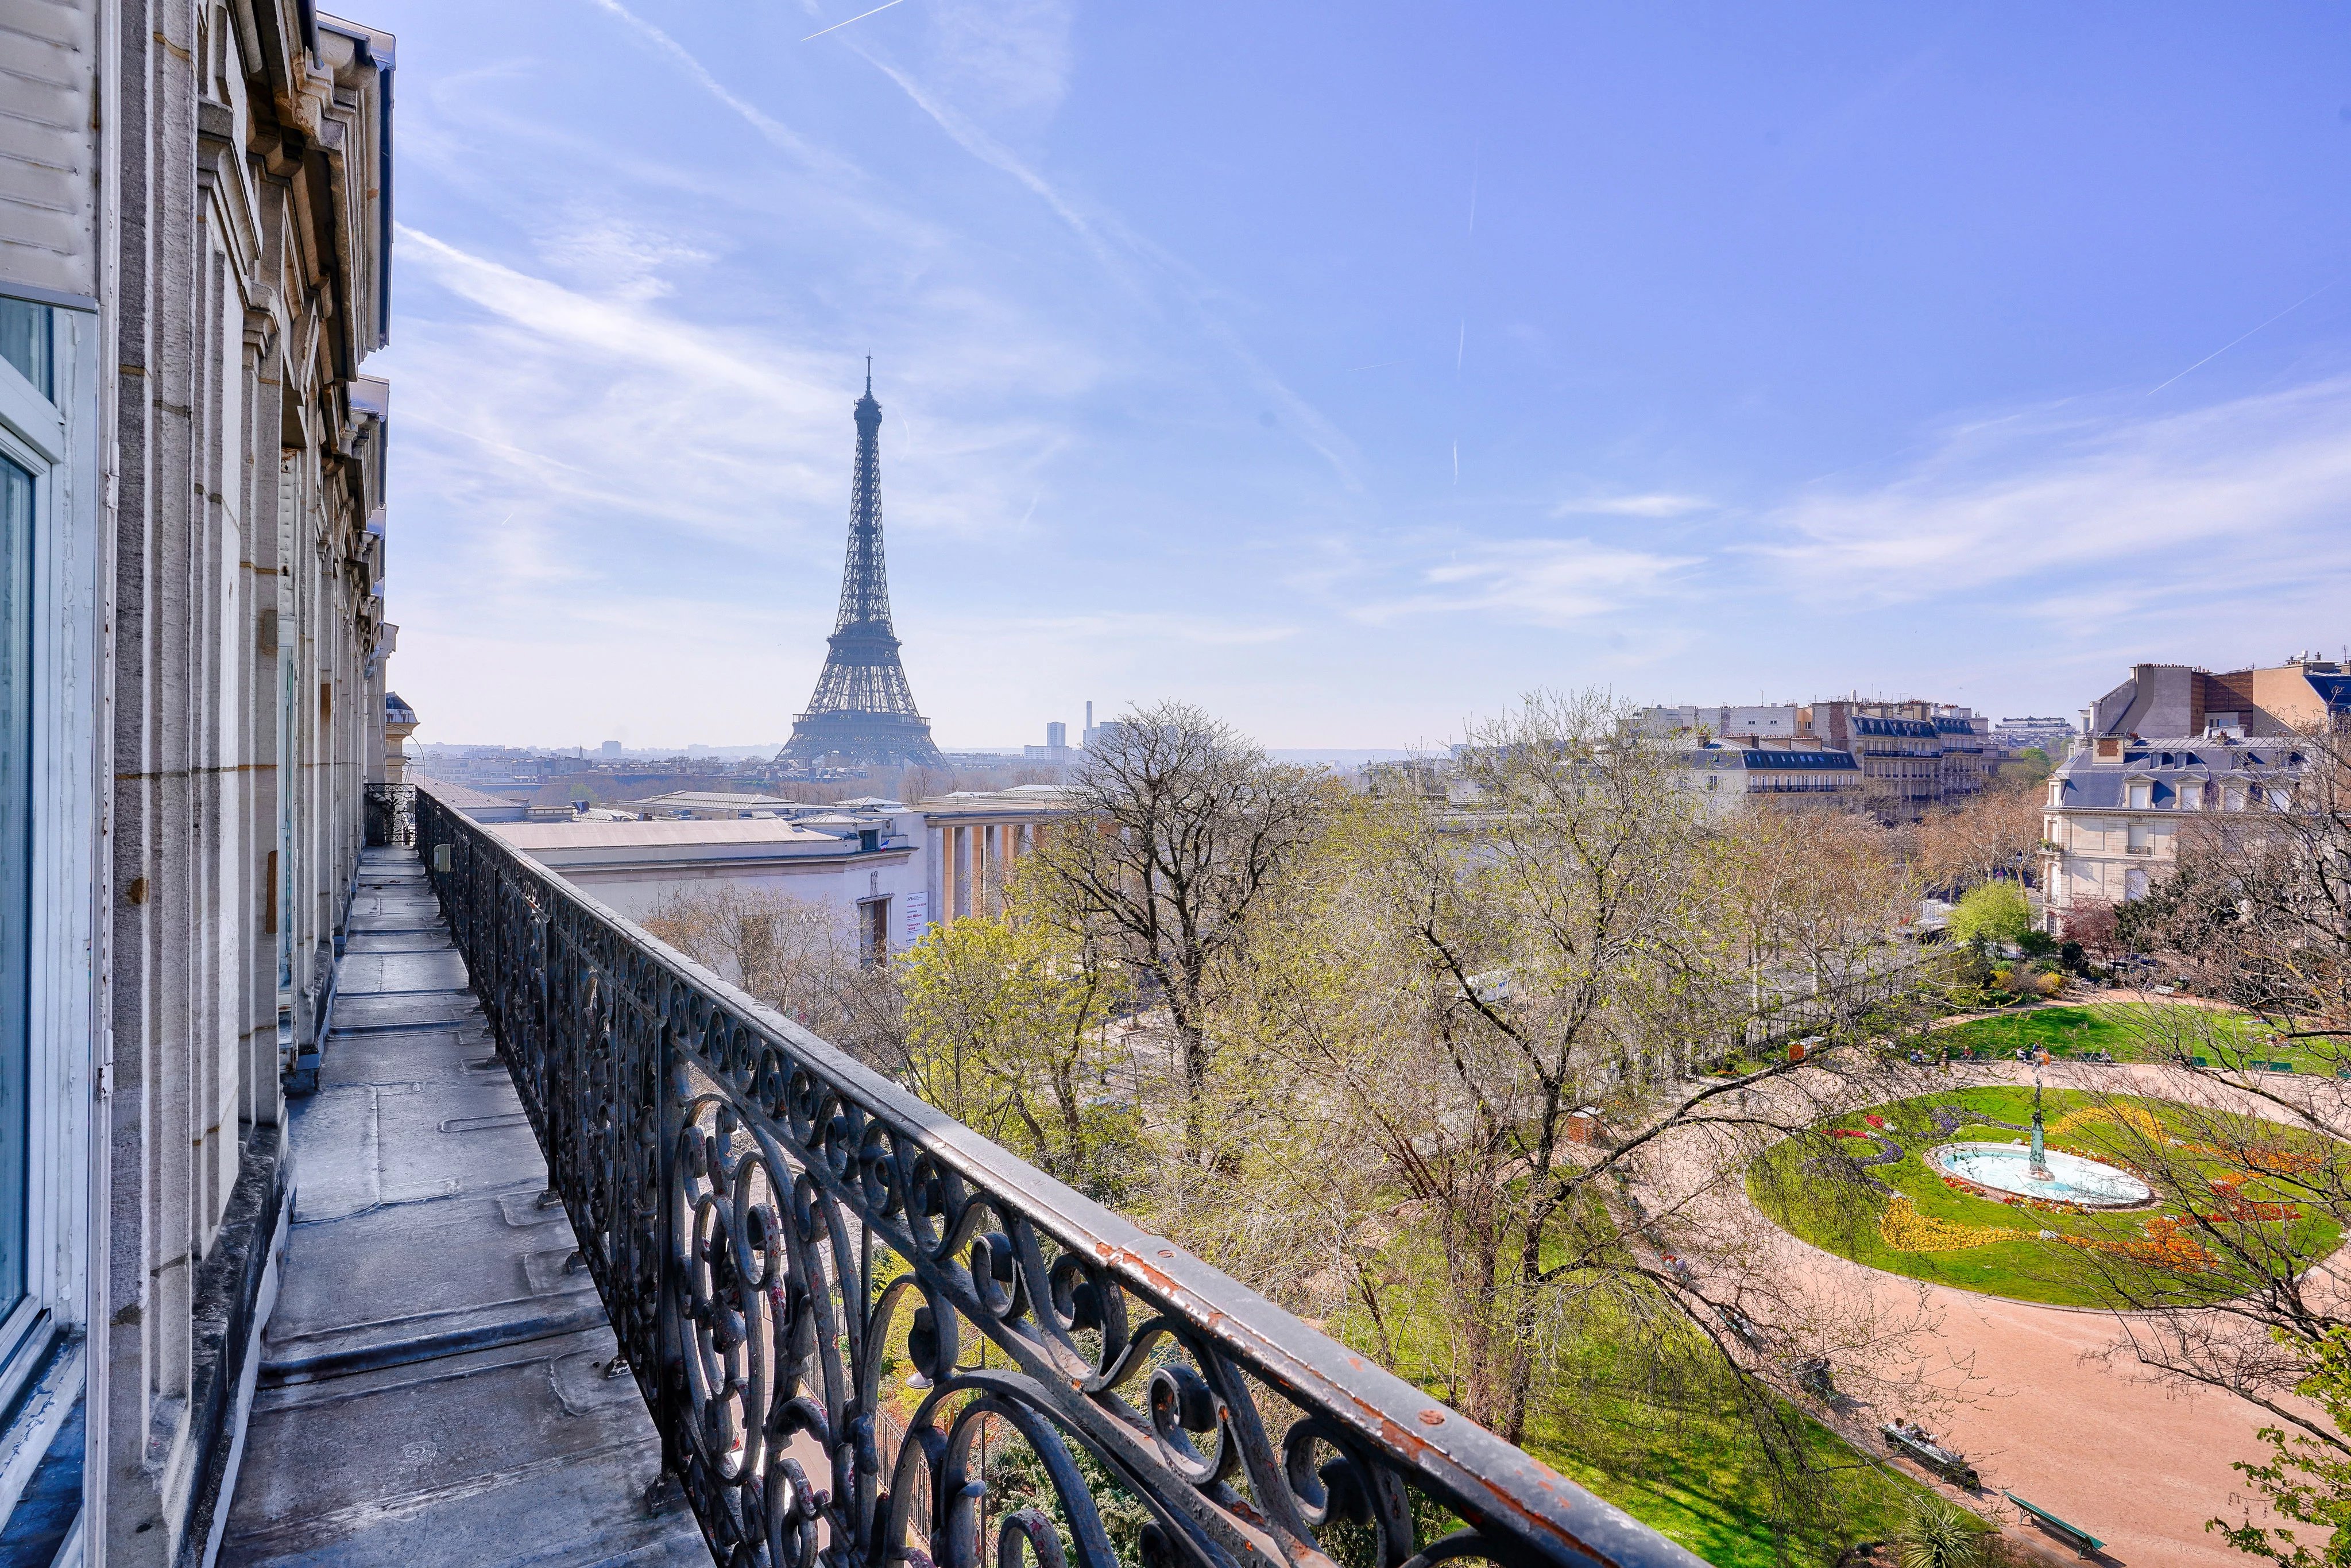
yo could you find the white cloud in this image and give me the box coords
[1756,377,2351,602]
[923,0,1074,123]
[1553,491,1714,518]
[1355,537,1700,628]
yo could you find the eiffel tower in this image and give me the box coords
[778,366,945,769]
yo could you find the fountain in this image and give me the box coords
[1925,1060,2155,1209]
[2029,1056,2050,1181]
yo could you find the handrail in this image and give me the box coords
[413,781,1703,1568]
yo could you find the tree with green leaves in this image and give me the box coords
[899,874,1137,1201]
[1944,880,2032,948]
[2211,1327,2351,1565]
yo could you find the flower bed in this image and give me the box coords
[1880,1197,2015,1253]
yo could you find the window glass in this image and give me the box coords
[0,301,49,400]
[0,454,30,1314]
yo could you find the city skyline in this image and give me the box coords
[370,1,2351,748]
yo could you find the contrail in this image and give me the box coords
[805,0,907,42]
[2148,277,2337,396]
[1456,319,1465,374]
[583,0,818,162]
[1452,440,1459,484]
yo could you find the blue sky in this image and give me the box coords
[368,1,2351,750]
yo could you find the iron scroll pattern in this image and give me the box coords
[412,787,1698,1568]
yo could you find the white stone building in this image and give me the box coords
[2037,656,2349,932]
[460,785,1078,964]
[486,812,932,960]
[0,3,396,1559]
[2038,733,2309,928]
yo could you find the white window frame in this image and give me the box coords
[0,294,98,1504]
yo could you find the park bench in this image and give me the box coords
[1880,1422,1979,1488]
[2004,1490,2102,1555]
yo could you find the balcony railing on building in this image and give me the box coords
[410,782,1700,1568]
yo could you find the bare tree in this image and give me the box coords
[1906,776,2043,899]
[1712,802,1923,1049]
[1030,700,1337,1160]
[641,884,904,1067]
[1231,691,1923,1450]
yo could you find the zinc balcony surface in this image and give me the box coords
[221,846,707,1567]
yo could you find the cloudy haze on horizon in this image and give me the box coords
[367,1,2351,751]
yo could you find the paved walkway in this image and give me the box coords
[219,846,705,1567]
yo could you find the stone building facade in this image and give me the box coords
[0,3,395,1560]
[2039,656,2349,934]
[2039,734,2309,930]
[1800,701,1945,815]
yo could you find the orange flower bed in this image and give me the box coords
[2065,1214,2213,1270]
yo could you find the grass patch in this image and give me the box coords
[1523,1383,1951,1567]
[1321,1250,1961,1567]
[1932,1003,2277,1066]
[1750,1086,2342,1307]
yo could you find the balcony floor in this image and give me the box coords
[219,846,707,1567]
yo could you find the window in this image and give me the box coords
[2126,822,2153,855]
[0,454,28,1316]
[0,292,98,1419]
[2126,780,2152,809]
[2179,783,2203,811]
[0,303,47,400]
[2225,787,2246,811]
[858,897,890,967]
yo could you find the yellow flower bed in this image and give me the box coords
[2047,1104,2164,1140]
[1880,1197,2015,1253]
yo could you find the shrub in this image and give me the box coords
[1899,1497,1985,1568]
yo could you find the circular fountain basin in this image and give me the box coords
[1928,1141,2152,1208]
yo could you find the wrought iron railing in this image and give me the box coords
[412,783,1700,1568]
[365,780,417,846]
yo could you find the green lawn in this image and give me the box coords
[1320,1257,1963,1566]
[1525,1387,1957,1567]
[1933,1002,2277,1066]
[1750,1086,2342,1307]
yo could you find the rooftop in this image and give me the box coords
[486,819,841,851]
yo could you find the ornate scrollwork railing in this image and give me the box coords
[412,783,1700,1568]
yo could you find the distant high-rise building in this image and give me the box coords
[779,368,945,769]
[1024,719,1075,763]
